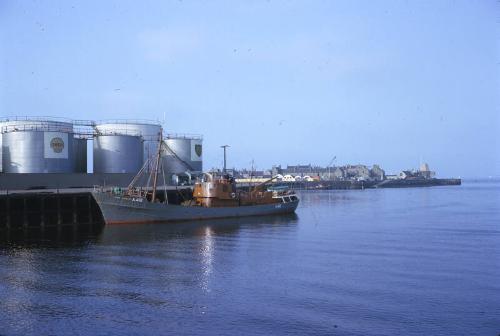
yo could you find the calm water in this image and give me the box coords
[1,181,499,336]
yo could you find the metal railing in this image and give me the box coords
[0,117,203,140]
[1,123,73,133]
[95,119,161,126]
[166,133,203,140]
[0,124,151,139]
[72,119,96,126]
[0,116,74,123]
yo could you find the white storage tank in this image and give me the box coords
[163,135,203,174]
[0,120,5,173]
[1,117,75,173]
[93,134,144,173]
[94,120,161,167]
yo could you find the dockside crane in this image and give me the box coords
[326,156,337,179]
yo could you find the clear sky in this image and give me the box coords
[1,0,499,177]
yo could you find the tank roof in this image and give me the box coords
[166,133,203,140]
[0,117,166,136]
[0,116,73,124]
[95,119,162,126]
[0,117,74,133]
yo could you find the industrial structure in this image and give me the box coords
[0,117,203,189]
[0,117,77,173]
[93,134,144,174]
[162,134,203,184]
[94,121,162,171]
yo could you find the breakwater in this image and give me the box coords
[238,178,461,190]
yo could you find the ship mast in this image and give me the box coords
[151,128,163,202]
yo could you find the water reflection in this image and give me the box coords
[0,214,299,249]
[1,248,38,334]
[297,189,359,206]
[0,224,105,248]
[201,227,214,293]
[97,214,298,294]
[98,213,299,244]
[0,213,299,311]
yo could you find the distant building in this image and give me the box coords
[398,163,435,180]
[370,164,385,181]
[235,162,434,183]
[399,164,435,180]
[344,165,371,181]
[319,167,344,180]
[272,163,385,181]
[399,170,415,179]
[420,163,430,172]
[419,162,435,179]
[283,164,315,174]
[234,169,272,179]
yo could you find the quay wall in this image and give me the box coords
[0,192,104,235]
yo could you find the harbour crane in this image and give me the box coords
[326,156,337,179]
[326,156,337,168]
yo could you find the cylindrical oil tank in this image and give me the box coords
[1,118,75,173]
[162,136,203,174]
[93,135,143,173]
[0,119,9,172]
[73,137,87,173]
[94,121,161,165]
[0,122,4,173]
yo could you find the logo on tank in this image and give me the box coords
[195,144,202,157]
[50,137,65,153]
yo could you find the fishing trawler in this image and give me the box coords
[92,129,299,224]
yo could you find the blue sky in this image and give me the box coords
[1,0,498,177]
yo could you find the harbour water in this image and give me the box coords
[0,180,499,335]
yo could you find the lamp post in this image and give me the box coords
[220,145,230,173]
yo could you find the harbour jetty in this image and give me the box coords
[238,178,461,190]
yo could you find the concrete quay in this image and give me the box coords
[0,191,104,238]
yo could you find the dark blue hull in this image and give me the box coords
[92,192,299,224]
